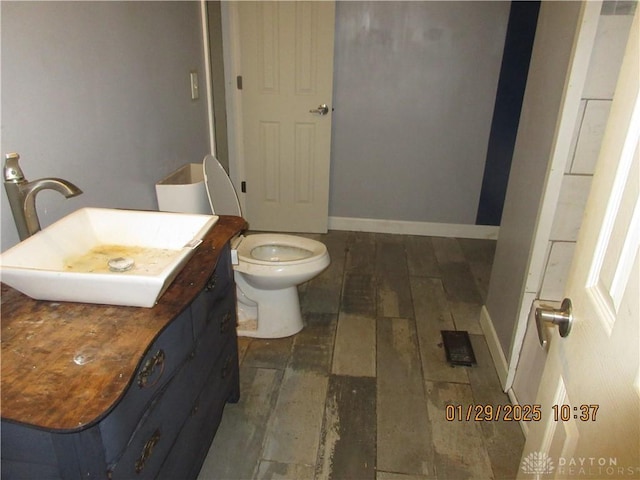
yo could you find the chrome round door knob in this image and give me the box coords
[535,298,573,349]
[309,104,329,115]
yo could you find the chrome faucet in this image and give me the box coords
[3,152,83,240]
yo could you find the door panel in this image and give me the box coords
[519,6,639,478]
[238,1,334,233]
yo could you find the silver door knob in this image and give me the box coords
[309,104,329,115]
[535,298,573,349]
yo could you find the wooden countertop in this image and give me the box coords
[1,215,246,432]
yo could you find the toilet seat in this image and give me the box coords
[203,155,327,265]
[236,234,327,266]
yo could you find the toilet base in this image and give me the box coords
[234,274,304,338]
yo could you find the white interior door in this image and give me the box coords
[237,1,335,233]
[519,7,639,479]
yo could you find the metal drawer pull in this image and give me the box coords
[220,312,233,334]
[137,350,165,389]
[135,429,161,474]
[205,274,217,292]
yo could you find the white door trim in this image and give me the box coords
[200,0,217,158]
[220,1,247,216]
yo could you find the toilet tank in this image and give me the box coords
[155,163,211,215]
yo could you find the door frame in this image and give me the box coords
[218,1,247,217]
[503,1,602,395]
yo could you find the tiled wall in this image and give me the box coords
[600,0,637,16]
[537,8,635,302]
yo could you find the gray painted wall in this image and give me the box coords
[329,1,509,224]
[1,1,210,250]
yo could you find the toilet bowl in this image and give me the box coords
[233,233,329,337]
[201,155,330,338]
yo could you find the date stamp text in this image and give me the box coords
[445,404,599,422]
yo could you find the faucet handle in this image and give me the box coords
[4,152,25,182]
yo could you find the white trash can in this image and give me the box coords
[155,163,211,215]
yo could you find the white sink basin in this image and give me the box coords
[0,208,218,307]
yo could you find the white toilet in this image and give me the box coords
[202,155,330,338]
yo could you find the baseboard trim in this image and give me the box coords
[328,216,499,239]
[507,387,530,437]
[480,305,509,389]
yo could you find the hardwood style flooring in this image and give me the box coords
[198,231,525,480]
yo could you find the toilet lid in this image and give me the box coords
[202,154,242,216]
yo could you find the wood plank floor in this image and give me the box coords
[198,231,524,480]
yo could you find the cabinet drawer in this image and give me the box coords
[191,244,232,338]
[99,307,193,463]
[195,290,236,363]
[157,339,239,480]
[106,351,201,480]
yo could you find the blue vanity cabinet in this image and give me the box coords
[157,328,239,480]
[191,241,233,339]
[98,308,195,465]
[0,239,241,480]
